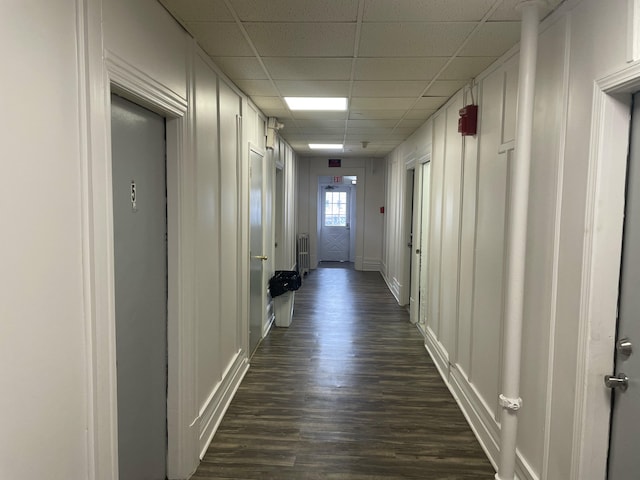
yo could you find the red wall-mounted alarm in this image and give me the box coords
[458,105,478,136]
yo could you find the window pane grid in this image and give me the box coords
[325,191,347,226]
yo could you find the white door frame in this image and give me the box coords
[82,46,198,480]
[308,167,366,270]
[572,60,640,480]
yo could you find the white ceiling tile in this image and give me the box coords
[352,81,426,97]
[416,96,449,109]
[363,0,495,22]
[351,97,417,109]
[294,119,346,128]
[263,57,352,80]
[424,80,468,97]
[349,109,408,120]
[491,0,559,21]
[233,79,279,96]
[160,0,233,22]
[275,80,350,96]
[359,23,475,57]
[228,0,359,22]
[211,57,268,79]
[292,111,348,121]
[348,119,398,128]
[459,22,521,57]
[396,118,426,129]
[438,57,498,80]
[404,109,437,120]
[245,23,356,57]
[354,57,448,80]
[187,22,254,56]
[251,96,287,111]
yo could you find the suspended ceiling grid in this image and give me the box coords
[159,0,561,157]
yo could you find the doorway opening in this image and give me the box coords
[317,176,356,269]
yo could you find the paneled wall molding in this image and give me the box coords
[628,0,640,62]
[571,59,640,480]
[106,50,188,115]
[198,353,249,458]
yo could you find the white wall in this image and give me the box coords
[0,2,88,478]
[297,157,385,272]
[0,0,289,478]
[381,0,631,479]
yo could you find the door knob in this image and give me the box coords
[416,249,421,254]
[604,372,629,391]
[253,255,268,261]
[617,337,633,356]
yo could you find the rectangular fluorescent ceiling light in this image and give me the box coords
[285,97,347,111]
[309,144,343,150]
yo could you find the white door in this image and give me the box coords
[607,92,640,478]
[418,162,431,330]
[111,94,167,480]
[249,148,265,354]
[320,187,350,262]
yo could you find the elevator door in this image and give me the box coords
[111,94,167,480]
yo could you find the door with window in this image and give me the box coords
[320,187,350,262]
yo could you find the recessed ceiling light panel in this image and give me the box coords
[285,97,348,111]
[309,143,344,150]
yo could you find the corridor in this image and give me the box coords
[193,266,494,479]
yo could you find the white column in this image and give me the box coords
[495,2,542,480]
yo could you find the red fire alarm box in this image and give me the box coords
[458,105,478,136]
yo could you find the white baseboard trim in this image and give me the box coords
[362,258,381,271]
[263,311,275,338]
[198,352,249,458]
[445,363,538,480]
[423,326,449,380]
[381,271,399,303]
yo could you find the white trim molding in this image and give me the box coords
[572,60,640,480]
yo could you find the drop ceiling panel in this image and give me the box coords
[211,57,268,79]
[348,119,399,128]
[263,57,352,80]
[275,80,350,96]
[439,57,498,79]
[159,0,233,22]
[294,119,346,128]
[349,109,408,120]
[491,0,560,21]
[244,23,356,57]
[404,109,437,120]
[292,112,348,121]
[186,22,253,56]
[353,57,448,80]
[396,118,429,129]
[229,0,359,22]
[352,81,427,98]
[424,80,469,97]
[157,0,566,159]
[250,96,287,111]
[233,79,279,96]
[416,96,449,109]
[359,23,475,57]
[351,97,417,110]
[362,0,495,22]
[459,22,521,56]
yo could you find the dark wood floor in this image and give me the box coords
[193,267,495,479]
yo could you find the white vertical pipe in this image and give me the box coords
[496,2,542,480]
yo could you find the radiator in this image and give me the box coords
[297,233,310,276]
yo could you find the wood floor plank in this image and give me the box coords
[193,266,495,479]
